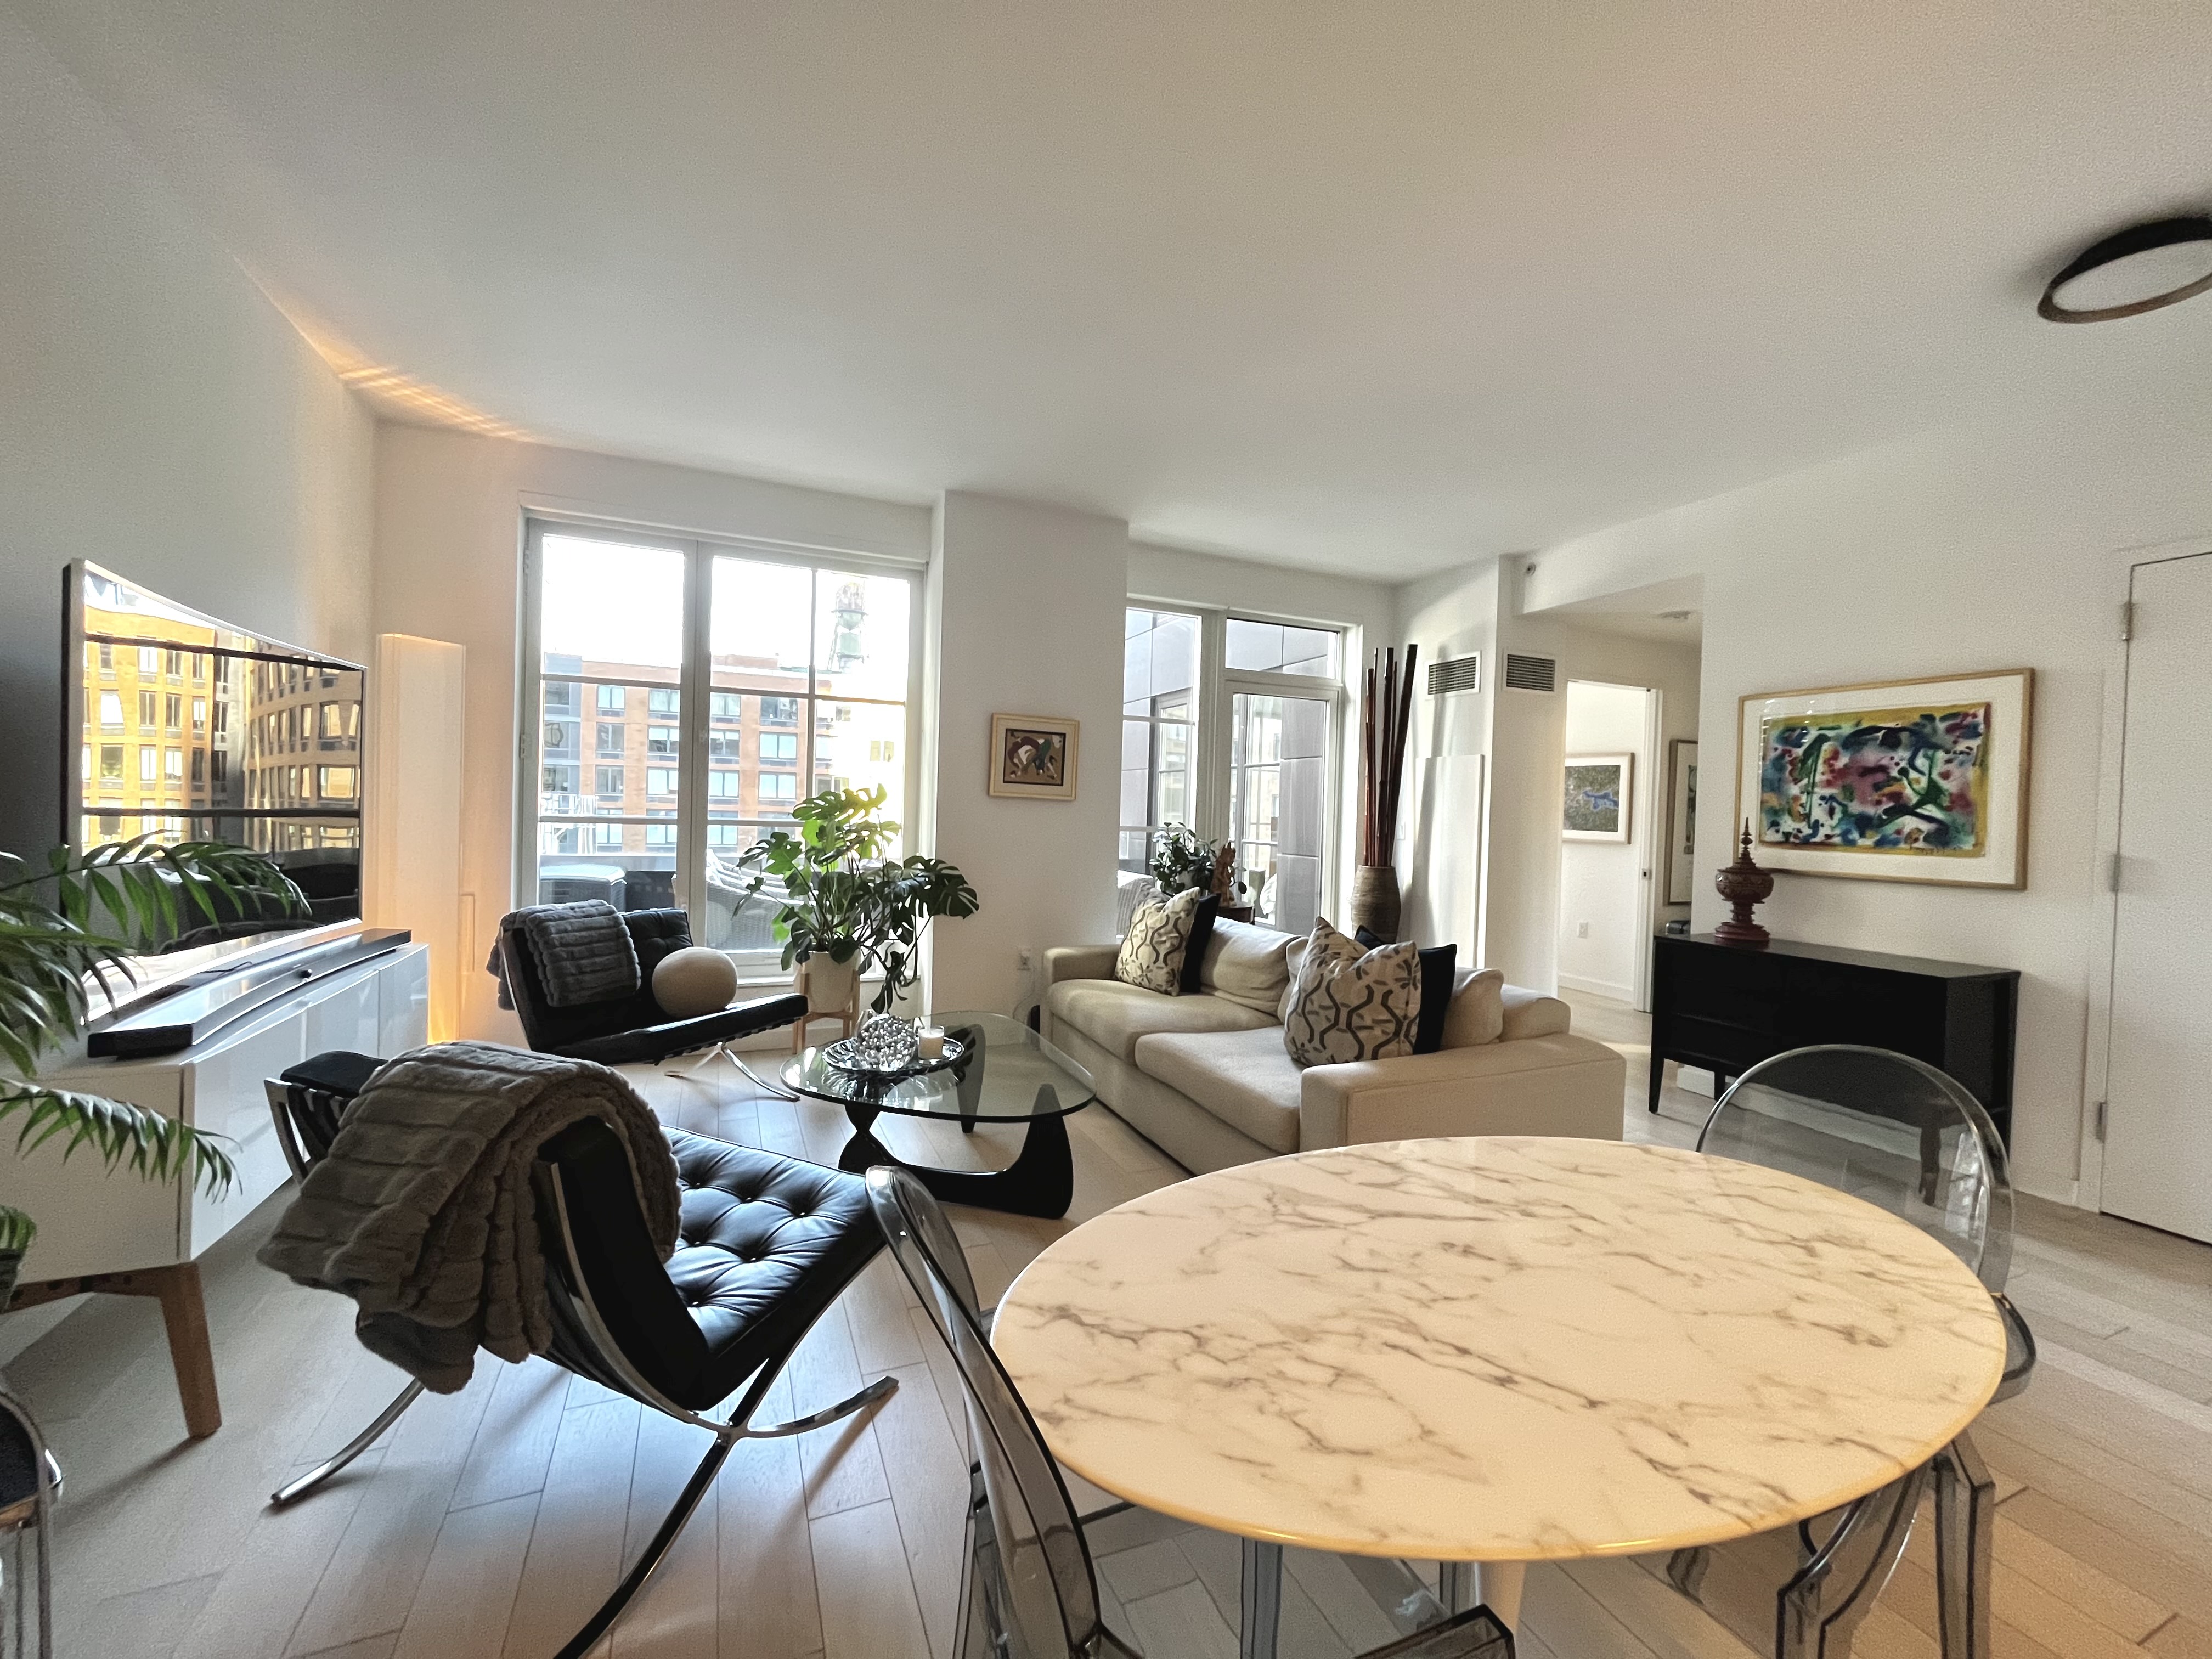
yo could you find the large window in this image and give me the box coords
[1121,608,1345,935]
[521,520,917,965]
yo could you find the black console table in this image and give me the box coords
[1649,934,2020,1143]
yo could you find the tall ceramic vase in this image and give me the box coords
[1348,864,1402,943]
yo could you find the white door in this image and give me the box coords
[2103,550,2212,1242]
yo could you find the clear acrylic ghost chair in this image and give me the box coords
[864,1165,1515,1659]
[1668,1045,2034,1659]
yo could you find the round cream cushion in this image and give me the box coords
[652,946,737,1018]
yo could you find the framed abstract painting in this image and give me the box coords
[1662,738,1699,905]
[989,713,1080,800]
[1734,668,2032,888]
[1563,753,1633,842]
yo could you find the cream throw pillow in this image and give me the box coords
[1281,917,1423,1065]
[1441,967,1506,1048]
[1114,887,1203,995]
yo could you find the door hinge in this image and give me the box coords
[2120,600,2135,641]
[2094,1099,2108,1142]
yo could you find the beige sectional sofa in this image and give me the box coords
[1041,918,1627,1174]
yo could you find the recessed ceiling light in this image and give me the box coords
[2040,216,2212,323]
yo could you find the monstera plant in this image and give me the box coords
[736,786,979,1015]
[0,838,303,1306]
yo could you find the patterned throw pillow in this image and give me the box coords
[1282,917,1424,1065]
[1114,887,1205,995]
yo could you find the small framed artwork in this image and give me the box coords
[1563,753,1633,842]
[989,714,1080,800]
[1734,667,2032,889]
[1663,738,1699,904]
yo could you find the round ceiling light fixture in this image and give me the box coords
[2040,216,2212,323]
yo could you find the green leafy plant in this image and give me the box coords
[736,786,980,1014]
[1147,823,1242,900]
[0,839,306,1271]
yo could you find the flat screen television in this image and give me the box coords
[63,561,366,952]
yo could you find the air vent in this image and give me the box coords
[1503,653,1557,692]
[1427,654,1481,696]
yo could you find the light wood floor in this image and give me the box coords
[10,1000,2210,1659]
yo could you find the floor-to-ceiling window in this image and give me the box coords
[521,517,917,970]
[1120,605,1346,935]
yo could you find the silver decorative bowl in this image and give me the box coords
[823,1018,967,1077]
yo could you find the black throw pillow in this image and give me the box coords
[1357,929,1458,1053]
[1179,894,1221,994]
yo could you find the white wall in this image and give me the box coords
[927,493,1128,1013]
[1524,390,2212,1204]
[1556,681,1652,1002]
[0,13,374,855]
[371,424,933,1040]
[1397,560,1501,956]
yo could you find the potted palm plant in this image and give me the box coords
[0,838,303,1308]
[736,786,979,1017]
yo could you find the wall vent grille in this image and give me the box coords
[1503,653,1558,692]
[1426,655,1481,696]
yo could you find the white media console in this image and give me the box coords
[0,936,428,1436]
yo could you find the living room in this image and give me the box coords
[2,4,2209,1657]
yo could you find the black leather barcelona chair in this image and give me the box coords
[498,905,806,1079]
[264,1053,893,1658]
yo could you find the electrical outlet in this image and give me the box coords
[1576,921,1590,939]
[1018,946,1035,971]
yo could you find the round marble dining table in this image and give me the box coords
[991,1135,2007,1649]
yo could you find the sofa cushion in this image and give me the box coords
[1501,986,1572,1040]
[1199,917,1296,1013]
[1282,918,1423,1066]
[1442,968,1506,1048]
[1115,887,1205,995]
[1045,978,1276,1065]
[1135,1026,1306,1155]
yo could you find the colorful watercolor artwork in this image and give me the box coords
[1758,702,1990,854]
[988,713,1080,799]
[1734,669,2032,889]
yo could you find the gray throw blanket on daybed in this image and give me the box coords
[257,1040,679,1393]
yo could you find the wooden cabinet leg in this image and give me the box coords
[151,1263,222,1438]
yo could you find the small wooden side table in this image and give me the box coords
[9,1262,219,1438]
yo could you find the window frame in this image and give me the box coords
[1122,601,1351,929]
[517,512,924,975]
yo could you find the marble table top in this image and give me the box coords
[991,1136,2006,1561]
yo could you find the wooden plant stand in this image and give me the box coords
[10,1262,220,1438]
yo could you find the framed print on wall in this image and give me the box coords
[1734,667,2032,889]
[1563,753,1633,842]
[989,714,1080,800]
[1663,738,1699,905]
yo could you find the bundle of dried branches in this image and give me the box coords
[1358,645,1417,866]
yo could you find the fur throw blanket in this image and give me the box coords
[258,1040,679,1392]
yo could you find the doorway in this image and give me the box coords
[1557,681,1661,1009]
[2102,548,2212,1243]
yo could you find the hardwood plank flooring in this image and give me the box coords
[7,995,2205,1657]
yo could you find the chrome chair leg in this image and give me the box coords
[555,1430,736,1659]
[1934,1434,1994,1659]
[742,1374,898,1437]
[1666,1544,1711,1599]
[667,1041,798,1101]
[270,1378,426,1506]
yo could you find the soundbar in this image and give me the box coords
[87,928,413,1059]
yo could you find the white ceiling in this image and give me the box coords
[16,1,2212,578]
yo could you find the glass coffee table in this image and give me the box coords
[778,1012,1096,1218]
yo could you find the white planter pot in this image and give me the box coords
[804,955,861,1016]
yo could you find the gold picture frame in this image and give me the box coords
[989,714,1080,801]
[1734,667,2033,889]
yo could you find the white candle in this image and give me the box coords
[917,1026,946,1059]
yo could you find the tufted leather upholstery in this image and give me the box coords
[499,907,808,1066]
[538,1120,882,1411]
